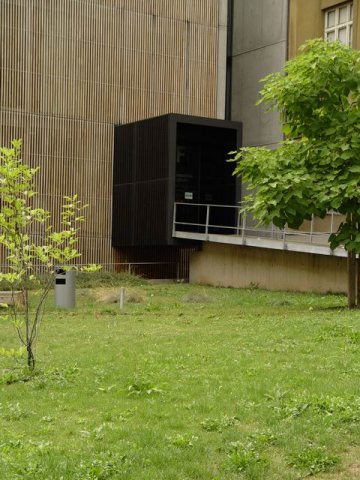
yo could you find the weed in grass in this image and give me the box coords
[0,348,35,385]
[201,415,239,432]
[91,424,106,441]
[0,438,24,452]
[76,270,145,288]
[93,367,108,382]
[97,384,117,393]
[144,303,161,312]
[41,415,54,423]
[289,446,339,476]
[78,451,132,479]
[127,375,162,396]
[28,439,52,451]
[226,440,269,476]
[348,331,360,344]
[268,391,360,425]
[80,423,110,441]
[264,388,289,403]
[30,365,80,389]
[245,367,260,378]
[311,395,360,425]
[166,433,198,447]
[248,431,278,447]
[236,399,259,411]
[200,418,222,432]
[0,366,34,385]
[0,402,31,421]
[317,324,360,345]
[0,438,53,478]
[114,408,137,423]
[12,461,46,478]
[102,412,114,423]
[279,399,311,419]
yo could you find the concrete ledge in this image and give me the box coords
[0,291,25,307]
[174,231,346,257]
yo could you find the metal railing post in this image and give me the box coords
[172,203,177,236]
[241,214,246,243]
[236,209,241,235]
[310,214,314,244]
[205,204,210,235]
[330,211,334,235]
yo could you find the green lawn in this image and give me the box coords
[1,282,360,479]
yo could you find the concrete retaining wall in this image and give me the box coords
[190,243,347,293]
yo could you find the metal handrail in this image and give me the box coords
[172,202,342,247]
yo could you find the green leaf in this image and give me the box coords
[282,124,292,136]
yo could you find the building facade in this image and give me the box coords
[230,0,288,150]
[188,0,360,292]
[289,0,359,57]
[229,0,288,211]
[1,0,359,286]
[0,0,227,267]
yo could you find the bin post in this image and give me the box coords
[55,268,76,308]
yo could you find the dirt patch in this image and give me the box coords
[93,287,144,304]
[183,292,212,304]
[316,447,360,479]
[348,462,360,476]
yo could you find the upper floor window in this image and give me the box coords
[325,2,353,45]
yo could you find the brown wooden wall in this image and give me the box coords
[0,0,221,265]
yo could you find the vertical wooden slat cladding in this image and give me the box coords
[113,115,170,247]
[113,124,134,185]
[133,180,168,245]
[0,110,113,265]
[136,116,169,182]
[0,0,220,267]
[113,184,134,246]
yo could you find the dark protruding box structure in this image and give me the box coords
[112,114,242,248]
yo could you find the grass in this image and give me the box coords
[1,281,360,479]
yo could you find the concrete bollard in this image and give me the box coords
[119,287,125,309]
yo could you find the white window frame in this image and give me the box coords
[324,2,353,46]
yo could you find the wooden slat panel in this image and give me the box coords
[0,0,220,266]
[186,0,218,27]
[0,110,114,264]
[153,0,187,21]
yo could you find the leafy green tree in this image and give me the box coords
[231,39,360,307]
[0,140,98,369]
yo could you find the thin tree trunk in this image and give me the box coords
[348,249,356,309]
[27,343,35,370]
[357,255,360,308]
